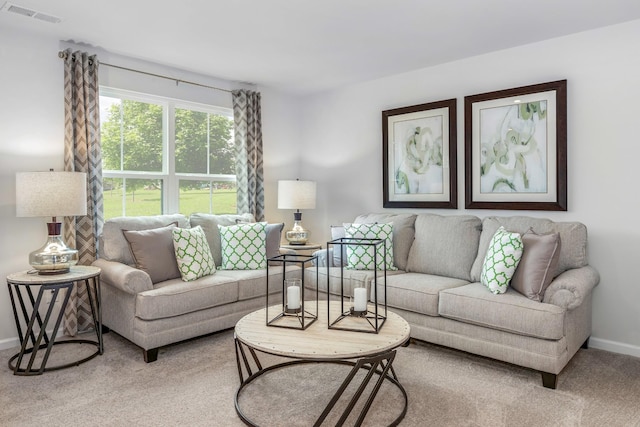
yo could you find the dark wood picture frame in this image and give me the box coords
[382,99,457,209]
[464,80,567,210]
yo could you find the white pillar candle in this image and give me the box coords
[287,286,300,310]
[354,287,367,312]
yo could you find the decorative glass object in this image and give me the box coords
[29,222,79,274]
[266,253,318,329]
[327,237,387,333]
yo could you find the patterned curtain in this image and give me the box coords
[232,90,265,222]
[62,49,104,336]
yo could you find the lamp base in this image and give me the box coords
[285,222,309,245]
[29,223,79,275]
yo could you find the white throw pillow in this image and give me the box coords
[480,226,523,294]
[218,222,267,270]
[172,226,216,281]
[343,222,396,271]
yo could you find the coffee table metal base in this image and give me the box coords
[234,337,408,427]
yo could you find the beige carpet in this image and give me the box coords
[1,330,640,426]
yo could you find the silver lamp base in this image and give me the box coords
[29,223,79,275]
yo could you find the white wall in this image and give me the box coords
[298,20,640,356]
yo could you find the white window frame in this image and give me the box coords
[100,86,236,216]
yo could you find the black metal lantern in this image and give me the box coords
[266,253,318,330]
[326,237,387,333]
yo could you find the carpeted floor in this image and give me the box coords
[1,330,640,426]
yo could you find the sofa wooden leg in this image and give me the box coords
[581,337,590,349]
[541,372,558,389]
[101,324,110,334]
[144,348,159,363]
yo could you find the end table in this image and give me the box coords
[279,243,322,256]
[6,265,103,375]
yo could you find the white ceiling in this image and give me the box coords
[3,0,640,95]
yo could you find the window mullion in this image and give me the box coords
[166,102,178,214]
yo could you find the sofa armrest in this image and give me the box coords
[92,258,153,295]
[542,265,600,310]
[313,248,332,267]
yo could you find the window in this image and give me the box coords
[99,88,236,219]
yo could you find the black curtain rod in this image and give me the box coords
[57,50,232,94]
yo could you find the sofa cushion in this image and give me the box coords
[188,213,254,267]
[100,214,189,265]
[135,275,239,320]
[311,267,405,297]
[470,216,588,282]
[480,227,523,294]
[406,214,482,281]
[122,223,181,284]
[352,213,416,271]
[218,222,267,270]
[217,266,300,301]
[172,226,216,281]
[344,222,397,271]
[511,229,561,301]
[375,273,469,316]
[438,282,566,340]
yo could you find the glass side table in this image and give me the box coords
[6,265,103,375]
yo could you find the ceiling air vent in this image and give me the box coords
[1,2,62,23]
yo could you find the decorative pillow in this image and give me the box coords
[480,227,523,294]
[188,213,255,267]
[218,222,267,270]
[222,220,283,260]
[511,229,561,301]
[344,223,397,271]
[172,226,216,281]
[122,223,181,284]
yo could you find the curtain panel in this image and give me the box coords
[232,90,265,222]
[62,49,104,335]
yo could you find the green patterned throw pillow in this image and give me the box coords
[218,222,267,270]
[172,226,216,281]
[344,223,397,271]
[481,226,523,294]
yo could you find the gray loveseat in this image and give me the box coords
[93,213,297,362]
[310,213,599,389]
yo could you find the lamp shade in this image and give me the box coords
[16,171,87,218]
[277,180,316,210]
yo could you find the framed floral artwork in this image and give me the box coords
[464,80,567,210]
[382,98,457,209]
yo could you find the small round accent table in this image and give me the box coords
[6,265,103,376]
[234,301,411,426]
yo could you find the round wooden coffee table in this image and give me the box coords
[234,301,410,426]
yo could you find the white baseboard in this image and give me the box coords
[0,327,65,352]
[589,337,640,358]
[0,337,20,351]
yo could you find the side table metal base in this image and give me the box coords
[6,266,103,376]
[8,339,102,375]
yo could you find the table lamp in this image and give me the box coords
[16,170,87,274]
[277,179,316,245]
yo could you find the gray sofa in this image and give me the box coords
[310,213,599,389]
[93,213,298,362]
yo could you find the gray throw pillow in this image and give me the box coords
[265,223,284,260]
[510,229,561,301]
[122,223,181,284]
